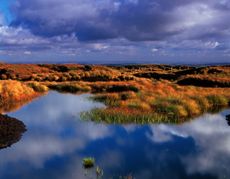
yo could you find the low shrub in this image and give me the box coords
[27,82,48,92]
[206,95,228,107]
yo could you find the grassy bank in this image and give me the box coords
[81,79,230,124]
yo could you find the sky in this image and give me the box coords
[0,0,230,64]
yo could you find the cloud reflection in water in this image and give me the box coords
[0,92,229,179]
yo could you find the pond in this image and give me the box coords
[0,91,230,179]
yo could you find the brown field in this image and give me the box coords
[0,63,229,123]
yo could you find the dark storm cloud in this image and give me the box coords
[10,0,230,42]
[1,0,229,63]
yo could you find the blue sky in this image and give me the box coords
[0,0,13,24]
[0,0,230,64]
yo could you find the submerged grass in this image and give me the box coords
[82,157,95,168]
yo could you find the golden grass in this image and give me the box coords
[81,79,230,123]
[0,80,46,113]
[0,64,229,123]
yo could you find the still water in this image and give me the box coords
[0,91,230,179]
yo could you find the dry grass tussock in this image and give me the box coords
[0,80,47,113]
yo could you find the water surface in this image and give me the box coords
[0,91,230,179]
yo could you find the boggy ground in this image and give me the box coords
[0,63,229,123]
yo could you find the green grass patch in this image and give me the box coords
[152,97,184,118]
[206,95,228,107]
[82,157,95,168]
[81,108,181,124]
[82,94,230,124]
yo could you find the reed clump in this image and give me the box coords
[82,157,95,168]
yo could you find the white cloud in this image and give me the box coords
[172,3,219,30]
[151,48,159,53]
[24,51,32,55]
[0,92,108,169]
[92,43,109,50]
[0,26,48,45]
[146,111,230,178]
[204,41,220,48]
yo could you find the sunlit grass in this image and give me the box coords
[82,80,230,124]
[0,80,45,113]
[27,82,49,92]
[0,64,229,124]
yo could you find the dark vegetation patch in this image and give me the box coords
[174,67,204,76]
[83,65,93,71]
[0,114,26,149]
[51,65,70,72]
[90,84,139,93]
[106,85,139,93]
[134,72,177,81]
[177,77,230,87]
[48,84,90,93]
[226,114,230,125]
